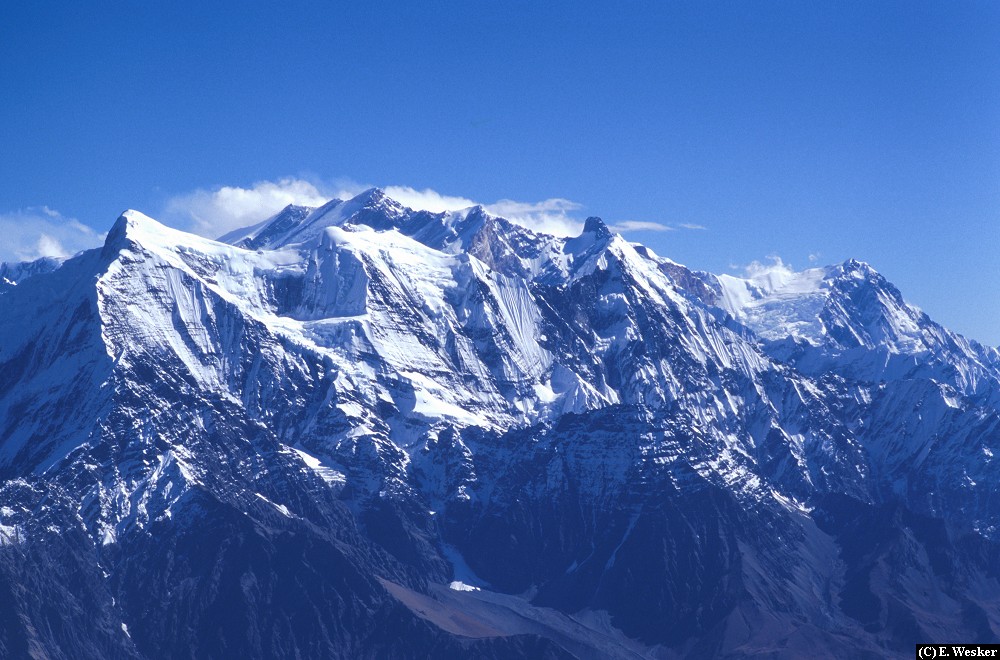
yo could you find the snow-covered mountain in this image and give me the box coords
[1,188,998,658]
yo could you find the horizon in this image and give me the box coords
[1,2,997,344]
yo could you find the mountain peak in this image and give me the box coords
[102,209,235,264]
[583,216,611,239]
[103,209,168,255]
[352,186,387,207]
[113,209,160,233]
[839,257,878,278]
[219,204,316,248]
[841,257,865,271]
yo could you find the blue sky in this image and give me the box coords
[1,2,998,344]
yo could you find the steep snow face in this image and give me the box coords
[291,222,556,432]
[0,249,112,474]
[713,265,832,344]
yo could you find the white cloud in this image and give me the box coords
[383,186,478,213]
[607,220,674,233]
[605,218,709,234]
[165,176,693,241]
[165,178,331,237]
[744,255,793,277]
[0,208,102,263]
[739,256,801,291]
[483,198,584,236]
[35,234,66,258]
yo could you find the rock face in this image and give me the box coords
[0,189,998,658]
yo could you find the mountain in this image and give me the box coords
[0,256,64,294]
[0,188,998,658]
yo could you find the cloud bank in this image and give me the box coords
[165,178,330,237]
[0,207,103,263]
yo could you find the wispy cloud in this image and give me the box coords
[608,220,674,232]
[606,218,709,233]
[165,178,330,237]
[0,207,102,263]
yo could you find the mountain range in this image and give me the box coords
[1,188,998,658]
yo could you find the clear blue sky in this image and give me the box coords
[1,1,998,344]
